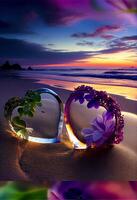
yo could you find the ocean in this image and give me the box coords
[1,68,137,100]
[18,68,137,88]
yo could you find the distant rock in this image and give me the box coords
[11,63,22,70]
[0,61,23,70]
[27,66,33,70]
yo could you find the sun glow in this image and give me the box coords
[84,50,137,67]
[40,50,137,68]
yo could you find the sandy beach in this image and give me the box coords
[0,72,137,181]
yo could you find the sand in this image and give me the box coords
[0,72,137,181]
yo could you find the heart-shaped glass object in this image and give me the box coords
[65,85,124,149]
[4,88,64,143]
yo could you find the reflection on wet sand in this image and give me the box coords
[37,78,137,101]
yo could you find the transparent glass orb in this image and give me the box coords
[5,88,64,143]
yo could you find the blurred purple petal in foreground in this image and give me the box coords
[48,182,137,200]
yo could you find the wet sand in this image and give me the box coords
[0,72,137,181]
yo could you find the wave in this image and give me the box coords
[59,72,137,81]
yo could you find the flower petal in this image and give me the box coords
[92,120,104,132]
[81,128,93,136]
[103,111,114,122]
[87,100,94,108]
[102,110,107,120]
[92,131,103,142]
[85,94,92,101]
[95,116,106,131]
[79,98,84,104]
[105,120,115,133]
[96,116,103,123]
[94,102,99,109]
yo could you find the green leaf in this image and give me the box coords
[18,107,24,116]
[30,105,35,112]
[16,128,28,139]
[35,94,41,102]
[12,91,42,137]
[12,116,26,128]
[27,111,34,117]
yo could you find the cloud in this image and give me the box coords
[47,43,55,46]
[0,37,90,65]
[0,0,136,35]
[71,25,121,39]
[121,35,137,41]
[107,36,137,50]
[0,19,32,34]
[0,31,136,66]
[1,36,135,66]
[0,0,91,28]
[97,47,130,54]
[100,34,114,39]
[76,41,94,46]
[109,41,127,48]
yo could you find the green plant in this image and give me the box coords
[11,90,42,139]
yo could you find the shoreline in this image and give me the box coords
[1,70,137,101]
[0,71,137,115]
[20,73,137,102]
[20,74,137,115]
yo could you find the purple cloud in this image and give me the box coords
[0,0,91,28]
[0,0,136,35]
[72,25,121,39]
[101,34,115,39]
[107,36,137,50]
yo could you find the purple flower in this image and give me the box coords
[84,94,93,101]
[82,111,115,147]
[74,91,85,104]
[87,100,100,109]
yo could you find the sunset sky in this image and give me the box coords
[0,0,137,68]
